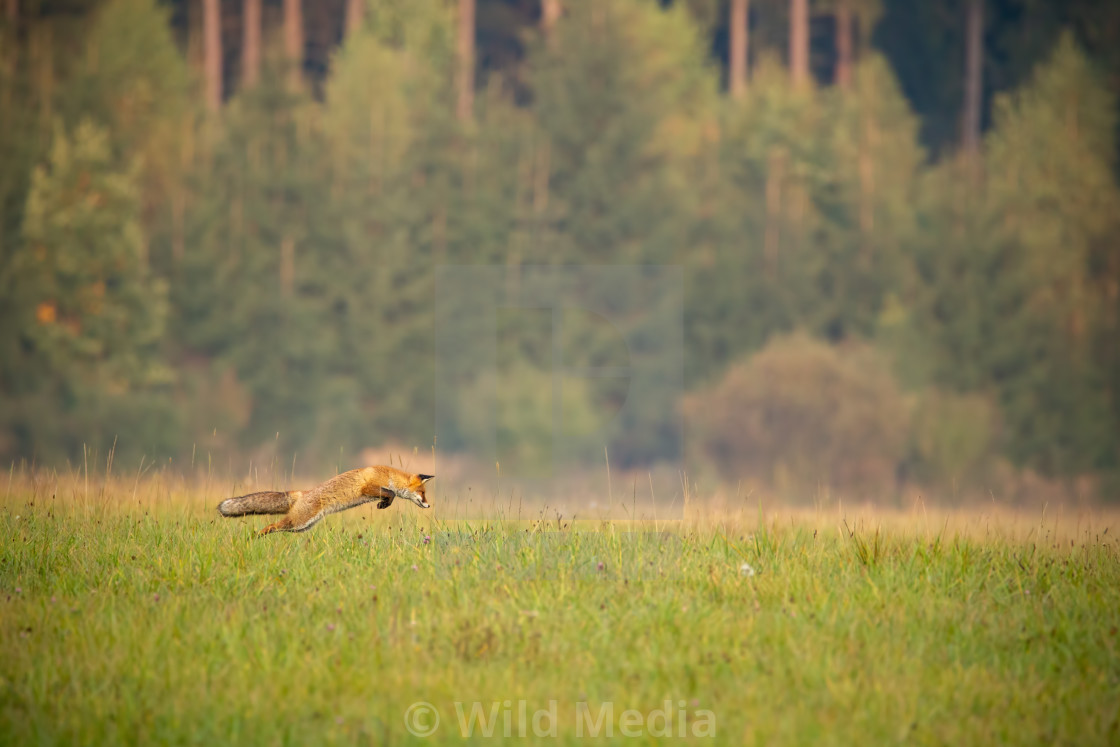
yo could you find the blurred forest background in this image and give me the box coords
[0,0,1118,503]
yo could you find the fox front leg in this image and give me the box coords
[374,486,396,509]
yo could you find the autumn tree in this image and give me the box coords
[0,121,173,461]
[242,0,262,88]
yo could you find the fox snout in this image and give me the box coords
[404,490,430,509]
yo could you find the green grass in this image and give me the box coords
[1,478,1119,745]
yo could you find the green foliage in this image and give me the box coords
[0,2,1118,495]
[986,33,1116,304]
[907,389,998,489]
[0,120,172,462]
[457,360,607,475]
[320,8,525,456]
[362,0,457,60]
[178,71,359,459]
[17,121,166,378]
[818,54,923,334]
[527,0,716,264]
[684,333,909,497]
[907,34,1120,480]
[0,0,190,466]
[63,0,195,283]
[65,0,190,162]
[688,51,922,386]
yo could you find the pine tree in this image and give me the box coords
[524,0,717,463]
[176,68,351,458]
[982,33,1119,477]
[323,0,522,450]
[701,52,825,371]
[65,0,193,272]
[822,53,923,338]
[526,0,715,266]
[910,33,1120,482]
[0,120,172,461]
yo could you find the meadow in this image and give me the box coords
[1,469,1118,745]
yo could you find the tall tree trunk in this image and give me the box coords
[172,119,195,265]
[835,0,852,89]
[280,237,294,296]
[29,21,52,126]
[764,148,786,280]
[186,0,202,74]
[858,115,877,265]
[456,0,475,124]
[962,0,983,158]
[433,204,447,263]
[541,0,561,31]
[789,0,809,90]
[283,0,303,91]
[729,0,749,98]
[533,138,550,221]
[242,0,261,89]
[171,188,186,264]
[345,0,363,38]
[203,0,221,112]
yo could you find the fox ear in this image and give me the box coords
[418,474,434,483]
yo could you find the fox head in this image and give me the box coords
[400,473,434,509]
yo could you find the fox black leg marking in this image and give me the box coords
[373,485,395,509]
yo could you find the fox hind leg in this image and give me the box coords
[259,515,323,535]
[259,518,289,535]
[259,493,328,535]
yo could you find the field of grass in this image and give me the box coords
[2,471,1119,745]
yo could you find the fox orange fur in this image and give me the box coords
[217,466,433,535]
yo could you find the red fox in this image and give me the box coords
[217,466,433,535]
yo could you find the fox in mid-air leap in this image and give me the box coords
[217,466,433,535]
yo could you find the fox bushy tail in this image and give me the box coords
[217,490,301,517]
